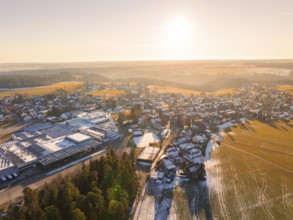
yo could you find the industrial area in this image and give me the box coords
[0,110,119,184]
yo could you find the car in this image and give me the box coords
[0,212,7,217]
[7,175,13,180]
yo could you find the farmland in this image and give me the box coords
[148,85,235,96]
[276,85,293,94]
[148,85,202,96]
[135,120,293,220]
[206,120,293,219]
[213,88,235,95]
[86,89,125,97]
[0,81,83,98]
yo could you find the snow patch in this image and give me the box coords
[217,121,235,130]
[137,161,152,166]
[204,139,219,161]
[133,132,160,148]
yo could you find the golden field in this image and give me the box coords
[206,120,293,219]
[148,85,202,96]
[86,89,125,97]
[148,85,235,96]
[0,82,83,98]
[275,85,293,94]
[212,88,235,95]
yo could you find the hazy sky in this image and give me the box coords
[1,0,293,63]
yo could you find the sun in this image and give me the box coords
[165,17,191,47]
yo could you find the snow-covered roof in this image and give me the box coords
[137,146,160,162]
[66,133,92,144]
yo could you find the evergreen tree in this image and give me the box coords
[22,187,45,220]
[6,148,139,220]
[69,208,86,220]
[44,206,62,220]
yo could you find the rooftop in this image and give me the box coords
[137,146,160,162]
[0,152,15,171]
[66,132,92,144]
[24,122,53,132]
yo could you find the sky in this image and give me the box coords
[0,0,293,63]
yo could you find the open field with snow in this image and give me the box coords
[206,120,293,219]
[0,81,83,98]
[134,179,213,220]
[133,133,160,148]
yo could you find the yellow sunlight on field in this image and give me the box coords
[148,85,235,96]
[86,89,125,97]
[0,82,83,98]
[275,85,293,94]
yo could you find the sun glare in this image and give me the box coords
[165,17,191,47]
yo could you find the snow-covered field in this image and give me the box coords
[133,132,160,148]
[134,119,251,220]
[205,120,293,219]
[217,121,235,130]
[204,138,219,161]
[134,179,213,220]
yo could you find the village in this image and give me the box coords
[0,83,292,205]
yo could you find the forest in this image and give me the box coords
[0,72,74,88]
[3,147,139,220]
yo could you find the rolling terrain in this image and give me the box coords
[0,82,83,98]
[1,60,293,92]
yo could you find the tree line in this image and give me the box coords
[4,147,139,220]
[0,72,74,88]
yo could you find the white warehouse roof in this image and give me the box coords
[66,133,92,144]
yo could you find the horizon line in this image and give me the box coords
[1,57,293,65]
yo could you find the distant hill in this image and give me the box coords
[200,77,250,92]
[1,60,292,91]
[0,72,109,89]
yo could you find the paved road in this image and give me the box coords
[151,133,177,171]
[0,119,42,142]
[133,131,178,220]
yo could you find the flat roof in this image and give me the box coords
[24,122,53,132]
[37,138,75,154]
[137,146,160,162]
[66,133,92,144]
[0,141,37,164]
[39,140,100,166]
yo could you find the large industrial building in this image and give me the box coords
[0,110,120,182]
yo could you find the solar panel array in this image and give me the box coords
[27,144,46,157]
[39,140,100,166]
[24,122,53,132]
[0,152,14,170]
[0,141,17,151]
[43,126,73,139]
